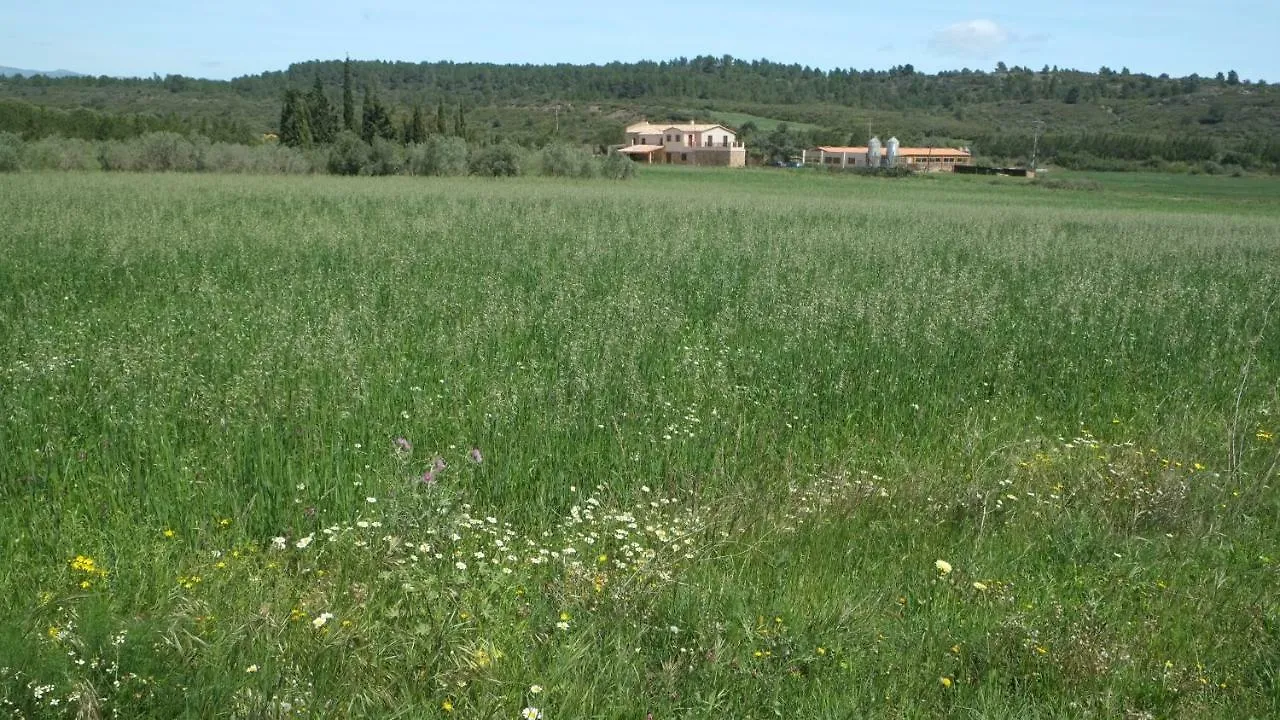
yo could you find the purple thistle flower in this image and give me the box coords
[469,447,483,464]
[420,470,437,486]
[394,437,413,453]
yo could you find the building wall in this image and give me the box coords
[691,147,746,167]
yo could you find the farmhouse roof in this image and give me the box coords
[627,121,735,134]
[816,145,971,157]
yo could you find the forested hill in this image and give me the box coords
[2,56,1278,169]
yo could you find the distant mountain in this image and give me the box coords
[0,66,83,78]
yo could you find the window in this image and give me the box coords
[681,153,687,161]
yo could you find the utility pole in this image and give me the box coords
[1030,119,1045,172]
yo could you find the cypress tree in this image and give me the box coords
[409,104,427,144]
[360,86,395,143]
[342,57,356,132]
[435,103,447,135]
[454,105,466,139]
[279,89,313,148]
[306,75,337,144]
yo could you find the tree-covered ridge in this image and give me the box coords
[0,56,1277,170]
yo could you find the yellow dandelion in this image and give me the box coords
[441,699,454,712]
[46,626,61,639]
[940,676,953,688]
[80,580,91,589]
[163,529,176,538]
[935,559,952,575]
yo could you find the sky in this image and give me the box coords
[4,0,1276,82]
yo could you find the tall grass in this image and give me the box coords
[1,171,1278,718]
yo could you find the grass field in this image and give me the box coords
[1,168,1279,719]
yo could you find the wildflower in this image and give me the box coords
[972,582,988,591]
[433,456,447,472]
[442,699,454,712]
[816,647,826,656]
[455,561,467,571]
[555,621,570,631]
[940,676,953,688]
[163,529,176,539]
[394,437,413,453]
[366,496,377,504]
[529,685,543,695]
[219,518,231,527]
[935,559,952,575]
[295,534,314,550]
[421,470,437,486]
[46,626,61,640]
[312,612,334,628]
[469,447,483,464]
[70,555,107,577]
[520,707,542,720]
[245,664,259,673]
[271,536,287,550]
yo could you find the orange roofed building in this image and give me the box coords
[803,138,972,172]
[617,121,747,167]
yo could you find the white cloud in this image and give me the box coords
[929,19,1011,57]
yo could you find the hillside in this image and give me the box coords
[1,57,1277,169]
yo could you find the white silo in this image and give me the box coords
[867,136,882,168]
[886,137,900,168]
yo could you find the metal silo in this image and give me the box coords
[867,136,882,168]
[886,137,899,168]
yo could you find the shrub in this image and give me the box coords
[469,142,522,177]
[408,136,469,176]
[600,150,636,180]
[136,132,198,172]
[22,136,98,171]
[328,131,370,176]
[540,143,596,178]
[367,137,404,176]
[0,131,23,172]
[97,139,141,171]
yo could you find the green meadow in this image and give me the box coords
[1,169,1278,719]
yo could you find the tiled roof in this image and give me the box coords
[627,122,734,134]
[816,145,970,157]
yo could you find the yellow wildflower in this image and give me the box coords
[163,529,176,538]
[940,676,953,688]
[935,559,952,575]
[442,699,454,712]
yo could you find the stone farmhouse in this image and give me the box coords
[617,121,747,167]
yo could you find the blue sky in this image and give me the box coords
[4,0,1275,81]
